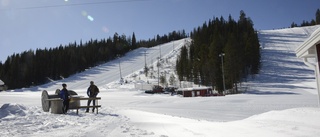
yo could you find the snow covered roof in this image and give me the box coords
[296,26,320,58]
[177,87,211,91]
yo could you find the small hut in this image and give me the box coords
[177,87,213,97]
[0,79,7,91]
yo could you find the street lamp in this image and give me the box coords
[144,50,147,68]
[157,57,160,86]
[173,40,174,51]
[219,53,226,94]
[159,44,162,59]
[118,55,122,81]
[119,61,122,79]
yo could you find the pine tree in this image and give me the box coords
[291,22,297,28]
[316,9,320,24]
[176,46,189,82]
[132,32,137,48]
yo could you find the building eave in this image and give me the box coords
[296,27,320,58]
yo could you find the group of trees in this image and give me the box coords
[0,31,187,89]
[176,11,260,94]
[291,9,320,27]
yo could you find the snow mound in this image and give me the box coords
[0,103,27,118]
[119,107,320,137]
[247,107,320,124]
[238,108,320,137]
[0,79,4,85]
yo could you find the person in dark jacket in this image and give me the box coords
[59,83,70,114]
[86,81,99,112]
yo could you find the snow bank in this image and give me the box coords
[0,79,4,85]
[120,108,320,137]
[0,103,27,118]
[0,103,319,137]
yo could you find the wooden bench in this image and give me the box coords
[70,97,101,114]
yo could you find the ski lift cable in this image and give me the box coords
[0,0,154,11]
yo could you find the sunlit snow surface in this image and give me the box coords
[1,26,320,137]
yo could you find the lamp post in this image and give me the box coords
[118,55,122,80]
[219,53,226,94]
[144,50,147,68]
[159,44,162,59]
[157,57,160,86]
[173,40,175,51]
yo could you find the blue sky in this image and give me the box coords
[0,0,319,62]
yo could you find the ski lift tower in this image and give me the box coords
[295,27,320,106]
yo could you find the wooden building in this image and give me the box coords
[177,87,213,97]
[0,79,7,91]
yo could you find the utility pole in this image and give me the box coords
[173,40,174,51]
[159,44,162,59]
[219,53,226,94]
[118,55,122,80]
[144,50,147,68]
[157,57,160,86]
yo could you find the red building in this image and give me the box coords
[177,87,213,97]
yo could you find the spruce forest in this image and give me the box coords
[0,31,187,89]
[291,9,320,28]
[176,11,260,94]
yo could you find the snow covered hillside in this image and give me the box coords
[1,26,320,137]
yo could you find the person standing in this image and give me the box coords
[59,83,70,114]
[86,81,99,112]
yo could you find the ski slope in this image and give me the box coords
[1,26,320,137]
[36,38,189,91]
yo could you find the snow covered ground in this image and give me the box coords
[1,26,320,137]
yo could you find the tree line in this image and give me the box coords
[291,9,320,27]
[0,31,187,89]
[176,10,260,94]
